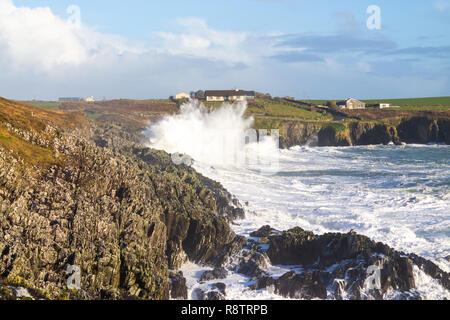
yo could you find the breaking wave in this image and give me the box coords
[146,99,279,171]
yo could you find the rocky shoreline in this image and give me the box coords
[0,99,449,300]
[170,226,450,300]
[279,116,450,148]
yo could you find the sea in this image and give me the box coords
[147,101,450,300]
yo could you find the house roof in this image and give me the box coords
[337,98,365,105]
[205,90,255,97]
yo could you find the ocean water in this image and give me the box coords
[147,101,450,299]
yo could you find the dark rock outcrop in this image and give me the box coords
[200,267,228,282]
[169,271,188,300]
[249,226,449,300]
[317,126,351,147]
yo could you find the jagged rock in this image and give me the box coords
[200,267,228,282]
[267,227,318,265]
[214,235,247,267]
[275,271,328,300]
[250,226,448,300]
[192,288,205,300]
[212,283,226,296]
[249,277,276,291]
[237,251,268,279]
[205,291,225,300]
[250,225,276,238]
[169,271,188,300]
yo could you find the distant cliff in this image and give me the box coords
[279,116,450,148]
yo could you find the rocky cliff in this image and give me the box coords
[279,116,450,148]
[0,98,243,300]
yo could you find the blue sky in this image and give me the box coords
[1,0,450,100]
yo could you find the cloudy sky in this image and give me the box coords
[1,0,449,100]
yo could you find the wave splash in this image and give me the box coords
[146,100,279,171]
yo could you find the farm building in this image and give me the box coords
[205,89,255,102]
[175,92,191,100]
[337,98,366,110]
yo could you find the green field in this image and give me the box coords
[205,98,331,121]
[303,97,450,110]
[363,97,450,108]
[247,99,331,120]
[26,101,61,110]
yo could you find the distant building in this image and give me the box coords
[376,103,390,109]
[205,89,256,102]
[85,96,95,102]
[367,103,391,109]
[175,92,191,100]
[337,98,366,110]
[58,97,83,102]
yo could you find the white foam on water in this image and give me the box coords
[180,261,289,300]
[147,102,450,299]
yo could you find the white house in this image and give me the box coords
[205,89,255,102]
[337,98,366,110]
[85,96,95,102]
[175,92,191,100]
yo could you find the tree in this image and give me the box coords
[196,90,205,100]
[326,100,338,110]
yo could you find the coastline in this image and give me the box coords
[0,98,449,300]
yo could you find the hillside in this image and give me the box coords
[0,97,243,299]
[0,98,87,167]
[46,99,178,135]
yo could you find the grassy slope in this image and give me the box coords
[25,101,62,110]
[205,98,332,130]
[0,97,87,167]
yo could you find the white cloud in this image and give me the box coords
[0,0,141,72]
[153,17,274,65]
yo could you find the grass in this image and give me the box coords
[303,97,450,110]
[319,122,347,131]
[205,98,331,120]
[0,127,57,167]
[252,118,284,130]
[362,97,450,108]
[26,101,61,110]
[0,97,87,168]
[248,99,331,120]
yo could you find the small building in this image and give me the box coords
[175,92,191,100]
[58,97,83,102]
[85,96,95,102]
[367,103,391,109]
[376,103,390,109]
[337,98,366,110]
[205,89,256,102]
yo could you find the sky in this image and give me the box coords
[0,0,449,100]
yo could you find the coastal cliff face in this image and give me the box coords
[280,116,450,148]
[0,99,242,300]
